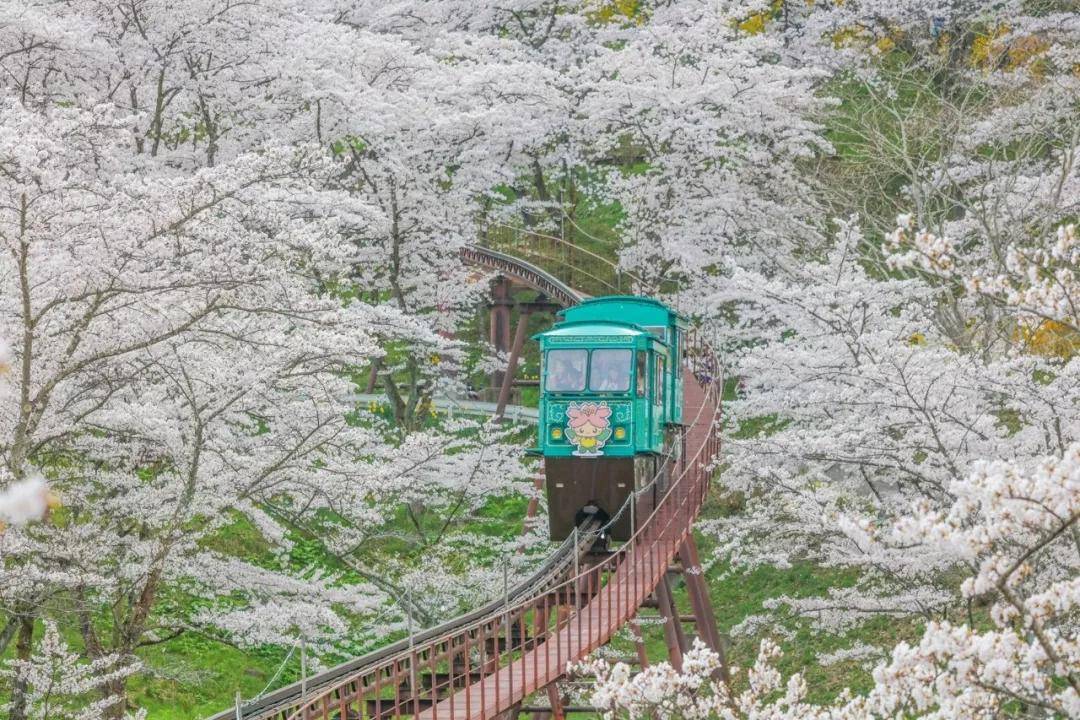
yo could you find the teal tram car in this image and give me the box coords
[532,296,689,543]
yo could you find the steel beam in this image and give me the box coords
[496,309,531,418]
[678,535,729,683]
[653,576,686,671]
[490,277,513,390]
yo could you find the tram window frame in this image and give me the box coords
[636,351,647,397]
[656,355,666,409]
[589,348,633,392]
[644,326,666,342]
[544,349,588,392]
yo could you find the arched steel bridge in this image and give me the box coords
[460,244,586,308]
[211,244,723,720]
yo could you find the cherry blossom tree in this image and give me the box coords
[705,209,1079,650]
[574,0,830,298]
[695,0,1078,664]
[0,1,561,714]
[586,443,1080,718]
[264,416,535,625]
[299,21,565,414]
[1,622,144,720]
[0,0,1072,715]
[0,91,406,716]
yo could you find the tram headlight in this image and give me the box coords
[613,427,627,441]
[551,427,563,440]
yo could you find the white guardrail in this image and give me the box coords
[350,394,539,423]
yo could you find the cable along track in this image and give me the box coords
[210,245,722,720]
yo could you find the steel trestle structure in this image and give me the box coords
[213,247,723,720]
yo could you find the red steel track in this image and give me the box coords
[215,247,722,720]
[278,368,720,720]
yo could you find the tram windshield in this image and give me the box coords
[589,349,632,392]
[545,349,587,391]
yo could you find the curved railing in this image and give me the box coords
[208,517,600,720]
[460,244,586,306]
[350,393,539,424]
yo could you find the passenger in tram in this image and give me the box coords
[594,366,625,391]
[547,351,586,391]
[591,349,631,392]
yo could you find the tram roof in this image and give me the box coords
[534,319,667,345]
[558,295,687,327]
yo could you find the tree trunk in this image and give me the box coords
[7,616,35,720]
[0,616,18,657]
[102,676,130,720]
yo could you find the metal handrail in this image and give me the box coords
[351,394,539,423]
[209,520,601,720]
[486,222,642,290]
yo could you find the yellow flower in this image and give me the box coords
[738,12,767,35]
[1018,320,1080,359]
[1007,35,1049,72]
[831,26,863,49]
[971,24,1011,69]
[588,0,646,26]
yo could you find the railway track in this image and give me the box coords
[459,244,586,307]
[210,245,722,720]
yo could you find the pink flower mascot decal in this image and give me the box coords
[565,402,613,457]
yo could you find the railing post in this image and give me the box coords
[408,598,419,720]
[375,663,383,720]
[504,560,512,707]
[519,610,526,690]
[556,589,562,672]
[606,553,612,636]
[297,636,308,701]
[462,631,471,720]
[573,526,580,583]
[480,622,487,720]
[576,572,582,656]
[616,548,622,623]
[433,635,440,720]
[235,690,242,720]
[588,568,594,650]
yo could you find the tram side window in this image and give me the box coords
[590,349,632,392]
[636,351,647,396]
[546,349,587,392]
